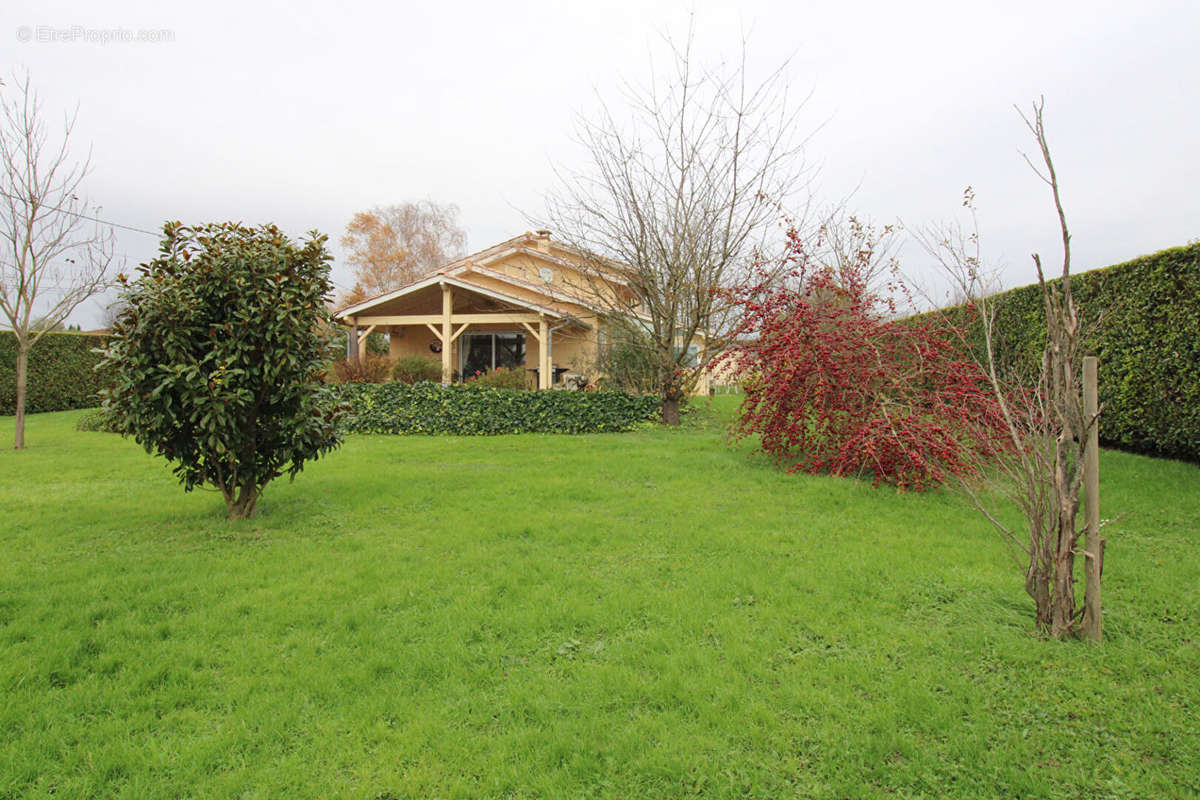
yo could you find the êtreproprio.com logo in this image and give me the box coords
[15,25,176,45]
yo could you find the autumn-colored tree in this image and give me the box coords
[340,201,467,305]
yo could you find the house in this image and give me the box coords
[335,230,718,393]
[335,231,618,389]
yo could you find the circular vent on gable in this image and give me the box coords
[539,267,553,283]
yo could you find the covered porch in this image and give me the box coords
[337,275,593,390]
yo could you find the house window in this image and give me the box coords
[461,332,526,378]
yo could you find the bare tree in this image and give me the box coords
[0,71,116,449]
[545,30,813,424]
[340,200,467,305]
[917,100,1103,639]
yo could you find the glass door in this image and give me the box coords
[494,333,526,370]
[462,334,493,379]
[460,332,526,379]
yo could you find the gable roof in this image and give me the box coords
[334,230,631,320]
[444,263,609,314]
[427,231,626,282]
[334,273,570,321]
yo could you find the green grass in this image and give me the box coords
[1,400,1197,799]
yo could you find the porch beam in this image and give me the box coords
[449,322,470,344]
[356,324,377,347]
[520,321,541,342]
[425,322,442,340]
[352,313,549,326]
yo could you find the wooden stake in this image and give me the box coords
[1082,355,1102,642]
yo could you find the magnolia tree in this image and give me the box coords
[100,222,344,519]
[718,228,1007,490]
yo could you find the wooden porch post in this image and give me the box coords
[441,283,453,384]
[539,315,550,389]
[348,318,359,362]
[356,324,378,361]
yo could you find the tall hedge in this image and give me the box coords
[334,382,660,435]
[0,331,112,415]
[937,243,1200,463]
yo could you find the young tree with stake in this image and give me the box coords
[917,99,1105,639]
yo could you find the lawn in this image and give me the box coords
[1,401,1197,799]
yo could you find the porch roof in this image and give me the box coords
[335,274,572,323]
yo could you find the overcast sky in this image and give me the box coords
[7,0,1198,326]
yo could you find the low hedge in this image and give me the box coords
[933,242,1200,463]
[334,381,659,435]
[0,331,112,415]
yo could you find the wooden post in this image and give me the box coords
[1082,355,1102,642]
[538,315,550,389]
[348,319,359,362]
[441,283,453,384]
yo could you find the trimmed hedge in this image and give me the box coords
[334,381,659,435]
[0,331,112,415]
[937,243,1200,463]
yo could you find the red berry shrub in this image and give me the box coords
[718,233,1006,489]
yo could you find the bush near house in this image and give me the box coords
[929,242,1200,463]
[334,381,658,435]
[329,355,393,384]
[465,366,530,391]
[392,354,443,384]
[0,331,111,415]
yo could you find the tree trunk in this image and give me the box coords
[661,397,681,426]
[1026,551,1056,634]
[13,343,28,450]
[1026,510,1081,639]
[1050,540,1077,637]
[227,484,261,520]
